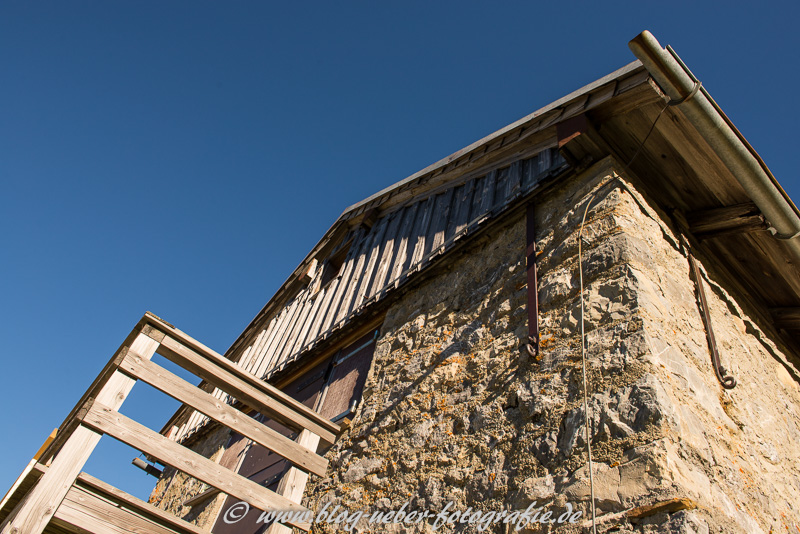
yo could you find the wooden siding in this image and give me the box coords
[174,148,566,441]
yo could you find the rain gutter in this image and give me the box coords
[629,30,800,262]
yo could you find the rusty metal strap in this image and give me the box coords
[688,254,736,389]
[524,202,540,358]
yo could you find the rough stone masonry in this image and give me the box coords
[151,158,800,533]
[300,158,800,533]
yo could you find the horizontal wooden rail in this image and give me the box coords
[149,331,337,444]
[11,463,212,534]
[56,483,199,534]
[0,334,161,534]
[81,402,311,531]
[37,323,156,465]
[142,313,340,438]
[118,352,327,476]
[2,313,332,534]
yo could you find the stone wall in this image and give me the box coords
[147,158,800,533]
[149,424,232,529]
[301,158,800,533]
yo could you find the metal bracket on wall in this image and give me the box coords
[687,252,737,389]
[523,202,540,358]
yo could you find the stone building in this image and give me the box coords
[149,32,800,533]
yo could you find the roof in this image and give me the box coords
[164,43,800,441]
[226,60,651,368]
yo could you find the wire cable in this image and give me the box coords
[578,194,598,534]
[576,92,675,534]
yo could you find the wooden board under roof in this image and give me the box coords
[172,148,566,440]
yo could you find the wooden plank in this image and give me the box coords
[81,403,311,531]
[56,484,202,534]
[280,291,318,361]
[241,326,270,374]
[286,294,319,362]
[271,291,314,369]
[263,430,321,534]
[33,430,57,462]
[252,310,291,380]
[427,188,455,255]
[687,202,767,237]
[74,472,211,534]
[302,278,340,354]
[248,313,281,375]
[333,228,373,324]
[143,315,339,438]
[771,308,800,330]
[351,215,390,312]
[38,321,156,465]
[445,179,476,241]
[0,462,42,526]
[407,196,436,270]
[387,202,420,287]
[118,354,328,476]
[366,208,406,299]
[521,154,538,192]
[237,343,256,373]
[154,334,338,444]
[741,233,800,304]
[471,170,496,221]
[319,228,364,334]
[0,333,159,534]
[291,288,330,358]
[259,297,303,376]
[494,167,509,209]
[505,160,522,200]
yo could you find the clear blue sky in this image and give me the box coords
[2,2,798,503]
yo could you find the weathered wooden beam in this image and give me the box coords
[264,429,321,534]
[358,208,380,230]
[142,313,340,442]
[152,333,337,445]
[19,465,210,534]
[0,461,42,525]
[556,113,607,169]
[0,333,159,534]
[118,354,328,476]
[38,322,155,465]
[771,308,800,330]
[687,202,768,238]
[55,483,209,534]
[74,472,212,534]
[81,402,311,531]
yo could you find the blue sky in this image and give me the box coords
[2,2,798,503]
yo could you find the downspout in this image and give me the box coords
[628,31,800,263]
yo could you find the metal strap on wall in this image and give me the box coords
[525,202,540,358]
[687,253,737,389]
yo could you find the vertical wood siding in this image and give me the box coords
[175,148,565,441]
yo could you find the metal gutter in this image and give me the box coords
[629,30,800,263]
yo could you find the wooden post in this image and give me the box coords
[0,332,159,534]
[264,430,321,534]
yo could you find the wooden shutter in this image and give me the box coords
[211,330,378,533]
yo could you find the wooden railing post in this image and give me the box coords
[0,332,159,534]
[264,429,321,534]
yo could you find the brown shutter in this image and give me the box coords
[211,331,378,533]
[317,330,377,420]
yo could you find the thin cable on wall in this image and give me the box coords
[578,195,598,534]
[576,89,682,533]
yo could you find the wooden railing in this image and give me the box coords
[0,312,339,534]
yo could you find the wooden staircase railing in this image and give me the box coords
[0,312,339,534]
